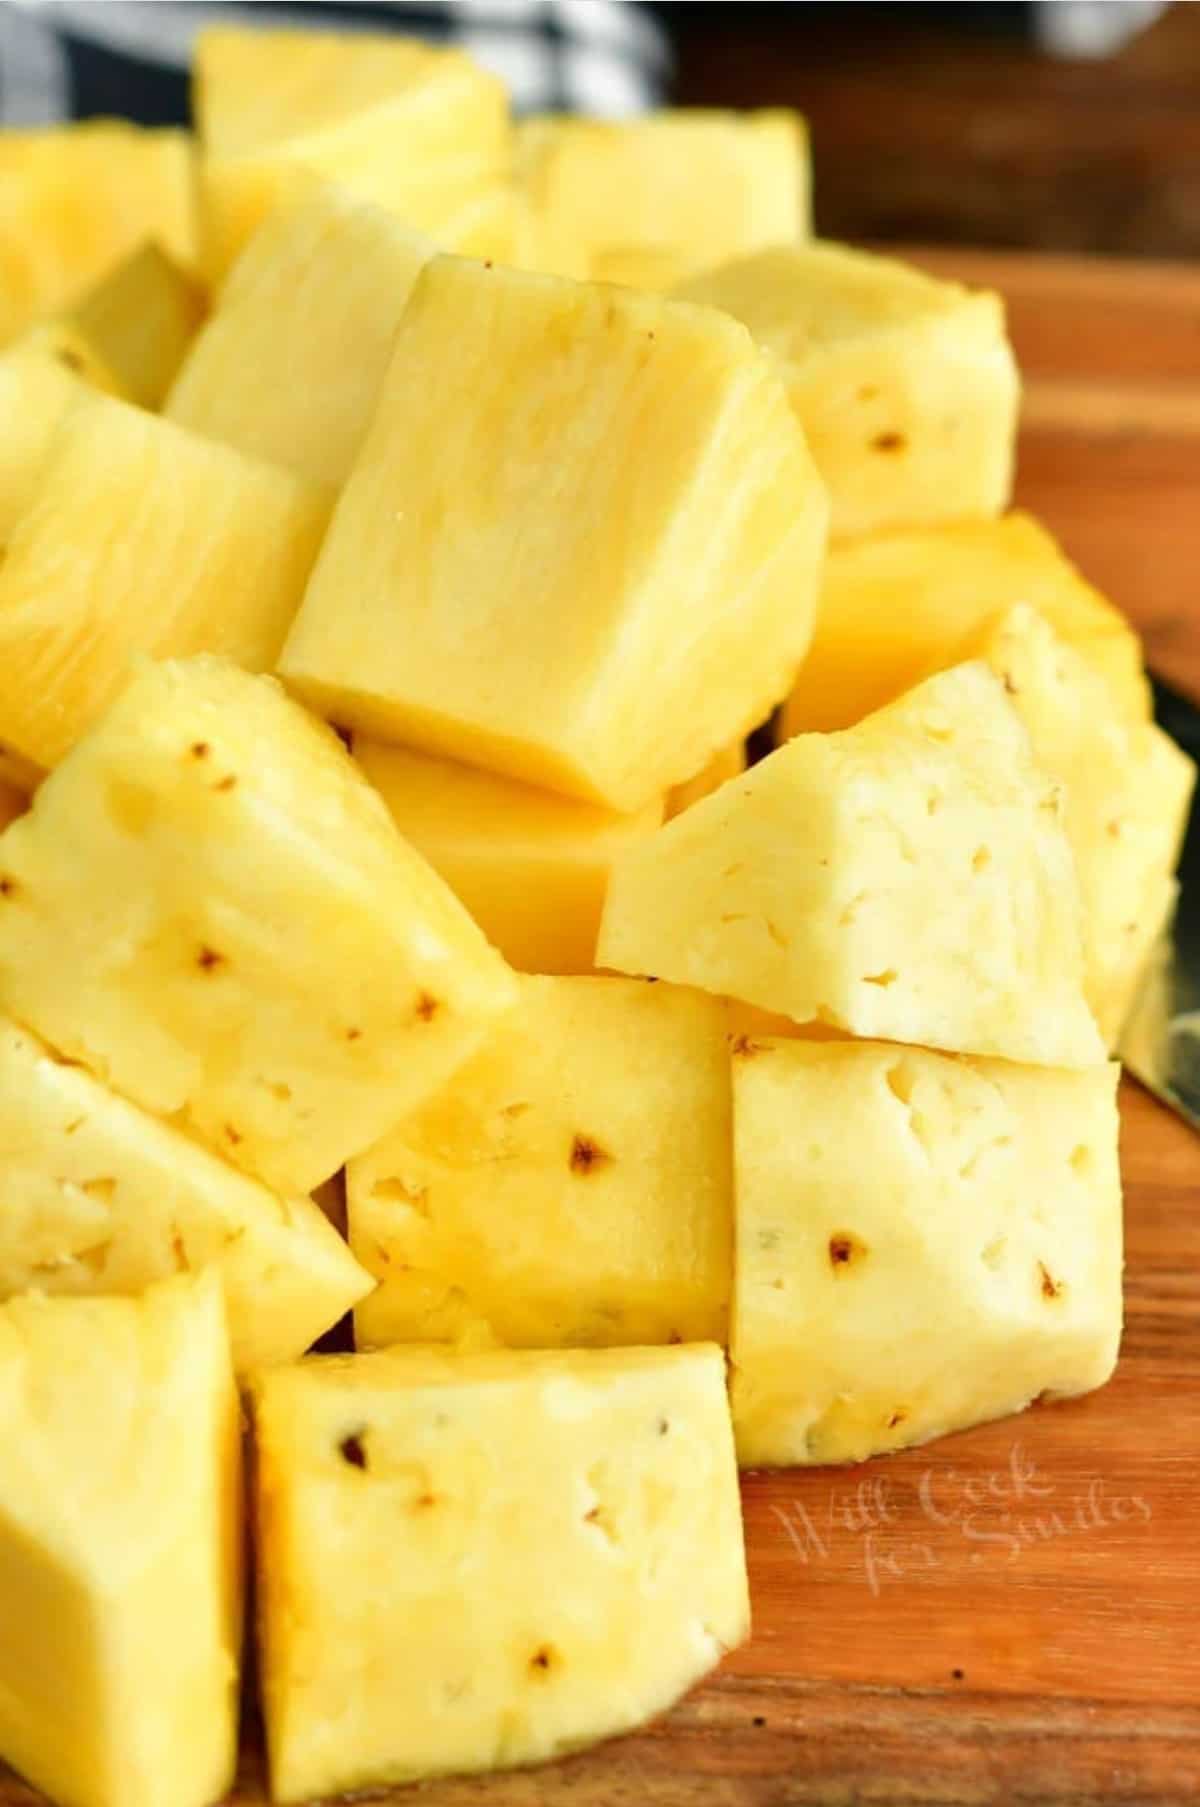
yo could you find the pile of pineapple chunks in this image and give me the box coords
[0,22,1193,1807]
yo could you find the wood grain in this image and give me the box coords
[673,4,1200,262]
[4,251,1199,1807]
[908,247,1200,707]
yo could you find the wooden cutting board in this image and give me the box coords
[5,250,1199,1807]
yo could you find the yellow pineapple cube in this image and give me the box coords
[252,1342,747,1800]
[0,122,195,343]
[0,1272,241,1807]
[782,511,1149,737]
[0,389,329,774]
[0,657,517,1195]
[168,190,435,486]
[194,27,509,280]
[355,737,663,973]
[349,975,731,1350]
[195,25,496,159]
[599,663,1103,1068]
[676,241,1019,540]
[0,1015,370,1371]
[971,605,1195,1046]
[64,240,207,408]
[515,110,809,280]
[280,257,828,812]
[666,739,748,819]
[731,1039,1122,1466]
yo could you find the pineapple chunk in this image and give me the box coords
[280,257,828,813]
[515,110,809,280]
[355,737,662,973]
[0,657,518,1195]
[0,1272,241,1807]
[252,1342,747,1800]
[971,605,1195,1046]
[195,28,509,280]
[168,190,435,487]
[666,739,748,820]
[731,1039,1122,1466]
[598,663,1104,1069]
[349,975,731,1350]
[64,240,207,408]
[675,241,1019,540]
[0,389,329,774]
[782,511,1150,736]
[0,123,195,343]
[0,1015,370,1370]
[196,25,500,160]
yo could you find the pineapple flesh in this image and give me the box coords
[0,657,518,1195]
[349,975,732,1351]
[196,25,498,160]
[0,338,112,544]
[168,190,436,487]
[355,737,663,974]
[666,738,748,820]
[280,255,829,813]
[676,241,1019,540]
[970,604,1195,1045]
[0,1015,371,1371]
[65,240,207,409]
[731,1039,1122,1466]
[515,110,809,283]
[0,389,330,775]
[0,122,196,343]
[598,662,1104,1070]
[252,1342,748,1801]
[0,1272,242,1807]
[782,510,1150,737]
[194,27,510,281]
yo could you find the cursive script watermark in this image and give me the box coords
[771,1443,1151,1595]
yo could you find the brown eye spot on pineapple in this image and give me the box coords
[528,1645,559,1677]
[871,431,906,454]
[829,1232,867,1270]
[1038,1261,1064,1301]
[415,992,440,1023]
[196,946,226,974]
[338,1431,368,1470]
[569,1134,611,1175]
[730,1033,765,1058]
[188,741,211,761]
[0,875,17,899]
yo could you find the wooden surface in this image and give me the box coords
[674,3,1200,261]
[5,252,1200,1806]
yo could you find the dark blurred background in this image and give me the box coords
[668,2,1200,258]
